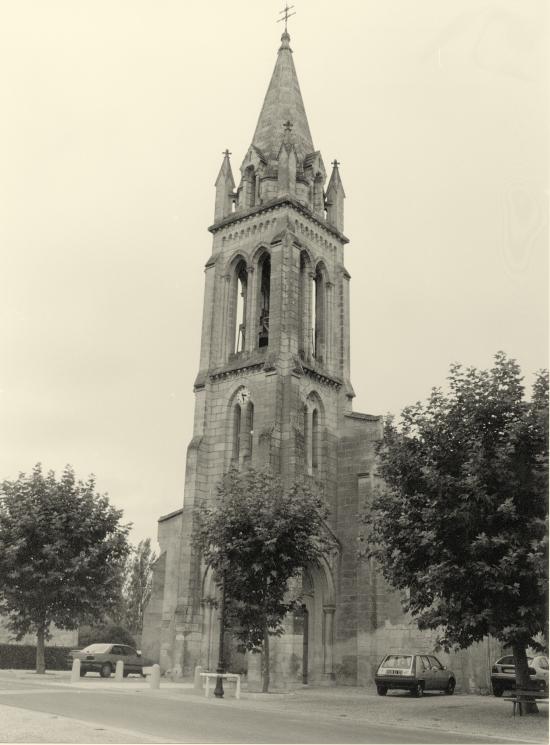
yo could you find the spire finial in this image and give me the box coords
[277,3,296,33]
[222,149,232,159]
[332,159,341,169]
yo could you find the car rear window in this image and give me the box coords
[382,655,413,669]
[81,644,111,654]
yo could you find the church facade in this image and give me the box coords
[142,29,500,691]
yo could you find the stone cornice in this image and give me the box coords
[208,196,349,244]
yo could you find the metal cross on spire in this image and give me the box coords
[277,3,296,32]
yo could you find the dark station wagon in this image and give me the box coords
[68,643,153,678]
[375,653,456,697]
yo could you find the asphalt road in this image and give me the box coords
[0,677,511,744]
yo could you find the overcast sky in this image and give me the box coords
[1,0,547,547]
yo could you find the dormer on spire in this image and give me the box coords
[214,150,235,222]
[277,120,297,197]
[326,159,346,232]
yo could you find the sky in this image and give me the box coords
[0,0,547,548]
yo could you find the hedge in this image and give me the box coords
[0,644,73,670]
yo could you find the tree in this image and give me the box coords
[195,467,334,692]
[78,623,136,649]
[122,538,157,635]
[0,464,130,673]
[359,353,548,710]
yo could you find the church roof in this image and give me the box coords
[251,31,314,163]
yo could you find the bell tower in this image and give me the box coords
[143,26,383,688]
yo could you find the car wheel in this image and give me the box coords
[411,682,424,698]
[492,684,503,697]
[376,685,388,696]
[445,678,456,695]
[79,669,86,677]
[123,671,129,678]
[100,663,112,678]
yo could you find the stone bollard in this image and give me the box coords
[194,665,203,690]
[115,660,124,682]
[71,658,81,683]
[150,664,160,690]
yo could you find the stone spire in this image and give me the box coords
[251,31,314,163]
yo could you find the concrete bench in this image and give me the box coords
[504,690,548,716]
[199,672,241,699]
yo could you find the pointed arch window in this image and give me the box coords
[313,265,326,362]
[258,254,271,348]
[229,260,248,355]
[231,389,254,466]
[304,396,323,477]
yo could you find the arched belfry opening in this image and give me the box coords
[258,253,271,348]
[313,263,327,363]
[228,258,248,355]
[299,250,313,359]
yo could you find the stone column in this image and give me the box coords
[325,281,334,371]
[323,605,335,677]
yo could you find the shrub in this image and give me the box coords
[0,644,72,670]
[78,624,136,649]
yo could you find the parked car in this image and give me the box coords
[490,654,548,696]
[374,653,456,697]
[68,643,153,678]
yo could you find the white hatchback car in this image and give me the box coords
[490,654,548,696]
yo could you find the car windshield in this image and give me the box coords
[81,644,111,654]
[382,655,412,669]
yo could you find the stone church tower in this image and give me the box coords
[142,27,499,690]
[142,27,386,687]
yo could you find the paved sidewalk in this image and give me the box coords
[0,670,547,743]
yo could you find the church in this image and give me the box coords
[142,24,499,692]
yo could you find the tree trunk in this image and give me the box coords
[262,624,270,693]
[513,643,539,714]
[36,625,46,675]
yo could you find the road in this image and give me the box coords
[0,676,518,744]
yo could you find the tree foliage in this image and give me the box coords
[194,467,334,692]
[121,538,157,635]
[78,623,136,649]
[0,464,130,673]
[359,353,548,698]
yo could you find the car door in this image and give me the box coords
[123,646,140,673]
[428,655,447,690]
[110,645,125,670]
[419,655,434,689]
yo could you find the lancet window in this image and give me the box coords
[229,259,248,355]
[304,394,323,477]
[231,388,254,465]
[258,254,271,348]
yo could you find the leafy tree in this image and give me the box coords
[78,623,136,649]
[195,467,334,692]
[359,353,548,709]
[122,538,157,635]
[0,464,130,673]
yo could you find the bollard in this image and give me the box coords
[115,660,124,682]
[71,658,81,683]
[150,664,161,690]
[193,665,203,690]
